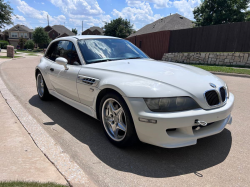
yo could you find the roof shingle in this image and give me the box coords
[51,25,75,36]
[83,26,104,35]
[8,24,33,32]
[128,13,193,38]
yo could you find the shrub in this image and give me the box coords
[32,48,44,52]
[0,40,9,48]
[24,40,35,50]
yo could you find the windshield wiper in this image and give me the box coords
[90,57,143,64]
[124,57,142,60]
[90,58,118,63]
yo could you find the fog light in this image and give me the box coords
[138,117,157,124]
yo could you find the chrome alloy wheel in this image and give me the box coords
[37,74,45,97]
[102,98,127,141]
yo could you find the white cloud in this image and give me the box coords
[173,0,201,19]
[13,15,26,21]
[112,1,162,30]
[69,14,111,34]
[126,0,172,9]
[10,0,66,25]
[9,14,33,29]
[48,0,104,17]
[127,0,201,19]
[46,0,111,34]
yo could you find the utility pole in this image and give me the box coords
[47,15,49,26]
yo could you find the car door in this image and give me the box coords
[47,40,81,102]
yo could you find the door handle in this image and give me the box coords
[50,68,54,72]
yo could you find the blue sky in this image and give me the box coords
[6,0,201,33]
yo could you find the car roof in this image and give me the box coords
[54,35,121,41]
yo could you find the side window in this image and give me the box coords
[45,41,59,61]
[46,40,81,65]
[70,44,81,65]
[57,41,73,64]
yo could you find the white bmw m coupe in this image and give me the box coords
[35,35,234,148]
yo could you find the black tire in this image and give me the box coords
[99,92,138,147]
[36,72,50,101]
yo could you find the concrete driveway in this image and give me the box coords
[0,56,249,187]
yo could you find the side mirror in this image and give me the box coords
[55,57,68,70]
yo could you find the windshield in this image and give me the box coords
[78,38,148,64]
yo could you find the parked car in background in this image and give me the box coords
[35,35,234,148]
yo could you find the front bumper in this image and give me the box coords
[124,93,234,148]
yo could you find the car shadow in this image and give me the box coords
[29,95,232,178]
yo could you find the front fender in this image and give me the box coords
[36,57,53,90]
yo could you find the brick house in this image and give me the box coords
[82,26,104,35]
[44,25,75,40]
[8,24,33,48]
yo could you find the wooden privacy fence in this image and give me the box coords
[126,21,250,59]
[126,31,171,60]
[169,21,250,53]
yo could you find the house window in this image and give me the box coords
[24,33,28,38]
[20,33,23,37]
[11,32,18,38]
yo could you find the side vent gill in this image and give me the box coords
[77,75,99,86]
[82,78,96,85]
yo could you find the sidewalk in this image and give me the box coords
[0,93,67,185]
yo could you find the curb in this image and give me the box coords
[0,60,95,187]
[210,71,250,78]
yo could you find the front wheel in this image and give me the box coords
[99,93,138,147]
[36,72,50,100]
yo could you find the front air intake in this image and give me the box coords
[220,87,226,102]
[205,90,220,106]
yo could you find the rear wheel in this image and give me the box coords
[99,92,138,147]
[36,73,50,100]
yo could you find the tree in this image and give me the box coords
[72,28,77,35]
[32,27,50,48]
[103,18,135,38]
[245,10,250,21]
[24,40,35,49]
[18,37,26,49]
[0,0,14,29]
[193,0,250,27]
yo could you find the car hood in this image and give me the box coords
[86,59,225,95]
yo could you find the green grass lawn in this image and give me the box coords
[0,56,22,59]
[0,181,67,187]
[16,50,43,54]
[27,53,38,56]
[192,64,250,75]
[16,50,34,54]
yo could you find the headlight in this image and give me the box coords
[144,97,200,112]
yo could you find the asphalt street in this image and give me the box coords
[0,57,249,187]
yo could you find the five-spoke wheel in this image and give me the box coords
[36,72,50,100]
[102,98,127,141]
[37,74,45,97]
[100,92,138,147]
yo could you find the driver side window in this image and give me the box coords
[45,40,81,65]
